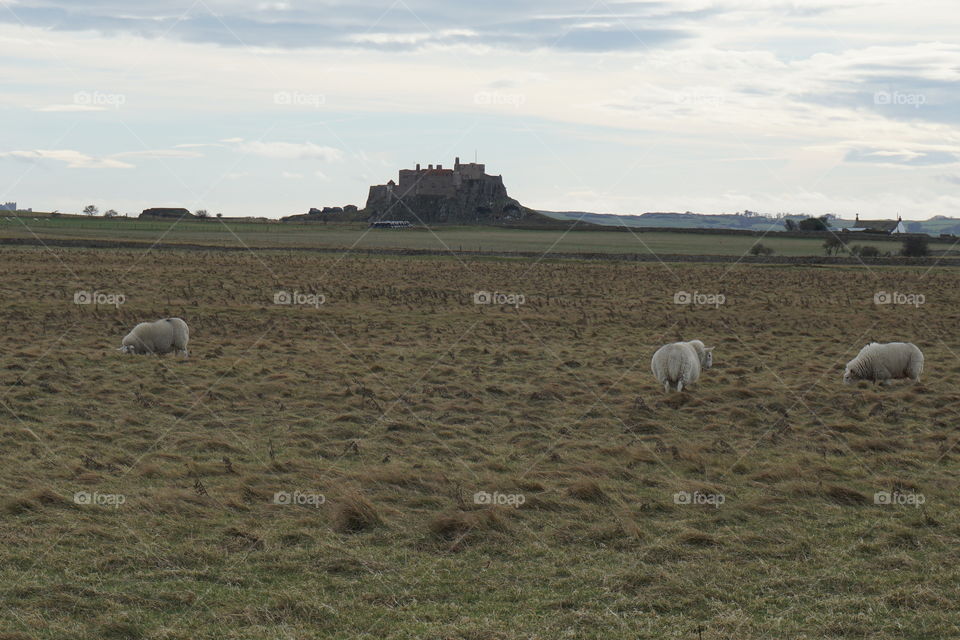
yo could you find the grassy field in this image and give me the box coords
[1,215,954,257]
[2,246,960,639]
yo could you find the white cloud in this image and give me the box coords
[348,29,478,45]
[0,149,134,169]
[114,149,204,159]
[35,104,108,112]
[231,139,344,162]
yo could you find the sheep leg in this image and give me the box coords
[663,380,670,394]
[677,379,684,393]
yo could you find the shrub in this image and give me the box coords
[901,236,929,257]
[851,245,881,258]
[798,216,830,231]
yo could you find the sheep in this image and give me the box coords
[651,340,714,392]
[843,342,922,385]
[119,317,189,357]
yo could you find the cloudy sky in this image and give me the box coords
[1,0,958,218]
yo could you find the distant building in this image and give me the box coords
[139,207,194,219]
[370,220,412,229]
[843,214,906,234]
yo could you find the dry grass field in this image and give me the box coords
[2,246,959,639]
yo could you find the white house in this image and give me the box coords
[843,214,906,234]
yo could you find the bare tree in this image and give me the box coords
[823,236,846,256]
[82,205,99,216]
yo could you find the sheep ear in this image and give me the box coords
[706,347,714,352]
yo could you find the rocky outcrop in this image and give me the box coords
[281,205,360,222]
[365,179,531,224]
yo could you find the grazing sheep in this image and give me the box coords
[651,340,715,392]
[843,342,922,385]
[119,317,189,357]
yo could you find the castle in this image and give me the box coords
[365,157,527,224]
[388,157,497,198]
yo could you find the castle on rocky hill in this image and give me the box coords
[364,157,529,224]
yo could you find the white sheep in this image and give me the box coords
[119,317,190,358]
[843,342,922,385]
[651,340,714,392]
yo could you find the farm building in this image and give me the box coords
[842,214,906,234]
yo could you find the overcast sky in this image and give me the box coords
[1,0,958,219]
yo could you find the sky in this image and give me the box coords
[0,0,958,219]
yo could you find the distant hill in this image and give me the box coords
[539,211,960,235]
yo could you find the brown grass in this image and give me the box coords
[331,493,382,533]
[1,247,959,638]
